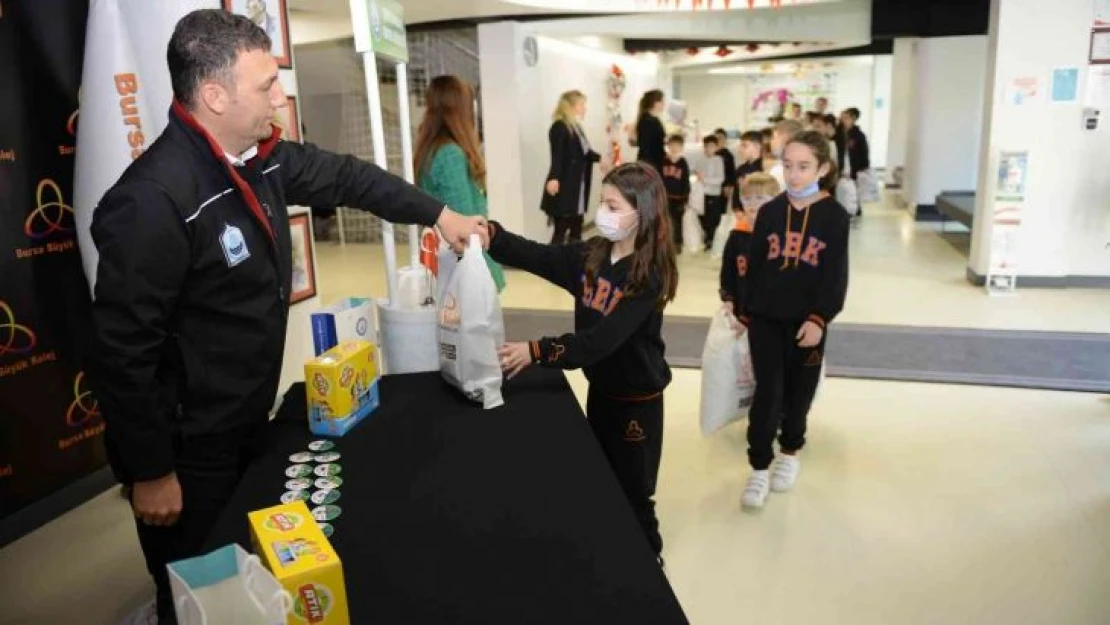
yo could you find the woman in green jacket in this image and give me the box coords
[414,75,505,292]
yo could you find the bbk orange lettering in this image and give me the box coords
[767,233,781,260]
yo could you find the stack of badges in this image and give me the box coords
[282,439,343,537]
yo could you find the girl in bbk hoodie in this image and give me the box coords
[735,130,850,509]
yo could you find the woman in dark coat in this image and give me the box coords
[542,90,603,244]
[631,89,667,173]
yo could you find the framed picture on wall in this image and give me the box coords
[223,0,292,68]
[1090,28,1110,64]
[275,95,300,142]
[288,213,316,304]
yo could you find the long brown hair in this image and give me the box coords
[787,130,839,191]
[636,89,664,124]
[584,163,678,308]
[414,75,486,188]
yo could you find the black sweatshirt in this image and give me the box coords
[488,223,672,397]
[717,147,737,193]
[739,194,850,330]
[661,156,691,202]
[719,219,754,305]
[635,115,666,170]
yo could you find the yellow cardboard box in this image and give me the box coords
[304,340,381,436]
[248,501,349,624]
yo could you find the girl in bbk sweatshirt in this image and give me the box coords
[735,130,850,509]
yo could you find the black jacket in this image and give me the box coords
[835,126,870,179]
[541,121,600,218]
[634,115,666,171]
[717,147,737,193]
[89,103,444,482]
[661,156,690,202]
[739,194,850,330]
[719,221,754,305]
[488,223,671,398]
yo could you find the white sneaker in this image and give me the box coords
[770,455,801,492]
[741,470,771,508]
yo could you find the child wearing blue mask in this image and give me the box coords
[734,130,850,509]
[488,163,679,563]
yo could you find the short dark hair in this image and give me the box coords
[740,130,763,144]
[845,107,861,121]
[823,113,837,127]
[168,9,272,107]
[666,134,685,145]
[714,127,727,137]
[703,135,719,147]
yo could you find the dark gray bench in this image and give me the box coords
[935,191,975,230]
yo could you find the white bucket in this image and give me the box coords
[376,299,438,375]
[397,264,432,310]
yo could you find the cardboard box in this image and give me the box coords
[304,340,380,437]
[310,297,375,357]
[248,501,349,624]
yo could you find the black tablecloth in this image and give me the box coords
[205,367,688,624]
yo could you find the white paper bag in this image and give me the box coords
[438,234,505,409]
[682,207,704,255]
[168,544,290,625]
[699,311,756,436]
[836,177,860,217]
[856,169,880,204]
[310,297,375,356]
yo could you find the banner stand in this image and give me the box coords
[349,0,438,374]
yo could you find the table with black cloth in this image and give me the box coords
[205,366,688,624]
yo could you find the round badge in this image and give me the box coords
[311,490,341,505]
[311,505,342,522]
[285,464,313,478]
[315,477,344,490]
[289,452,315,464]
[317,522,334,538]
[307,440,336,452]
[285,478,312,491]
[314,452,341,463]
[314,463,342,477]
[281,490,310,504]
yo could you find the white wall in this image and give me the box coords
[479,24,659,242]
[676,75,748,133]
[289,11,353,45]
[969,0,1110,279]
[903,36,988,208]
[886,38,916,184]
[868,54,892,169]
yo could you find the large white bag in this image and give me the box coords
[687,179,705,216]
[709,212,732,259]
[438,234,505,409]
[682,207,704,255]
[836,176,860,217]
[699,311,756,437]
[856,169,881,204]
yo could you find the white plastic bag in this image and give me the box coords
[836,176,860,217]
[687,179,705,216]
[709,212,732,259]
[682,207,704,255]
[699,311,756,436]
[856,169,880,204]
[438,234,505,409]
[168,544,290,625]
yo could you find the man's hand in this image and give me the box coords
[796,320,824,347]
[498,342,533,379]
[437,208,488,253]
[545,179,560,196]
[131,473,183,527]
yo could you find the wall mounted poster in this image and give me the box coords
[223,0,292,68]
[1051,67,1080,103]
[289,214,316,304]
[1005,76,1041,106]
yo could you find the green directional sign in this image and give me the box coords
[368,0,408,63]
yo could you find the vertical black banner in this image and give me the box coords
[0,0,102,525]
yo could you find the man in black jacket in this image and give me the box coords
[88,10,486,623]
[836,107,871,217]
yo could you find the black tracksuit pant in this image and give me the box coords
[129,424,266,624]
[746,316,826,470]
[667,199,686,250]
[700,195,725,250]
[550,214,584,245]
[586,388,665,555]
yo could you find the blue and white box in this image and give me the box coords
[310,297,375,357]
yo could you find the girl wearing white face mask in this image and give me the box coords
[487,163,679,566]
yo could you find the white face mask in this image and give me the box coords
[595,207,638,242]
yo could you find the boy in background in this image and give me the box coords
[720,173,781,325]
[661,134,691,252]
[698,135,726,252]
[731,131,766,208]
[767,119,803,189]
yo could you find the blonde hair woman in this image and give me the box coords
[542,90,603,244]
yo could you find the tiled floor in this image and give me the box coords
[2,196,1108,625]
